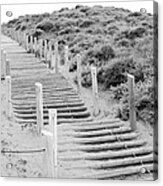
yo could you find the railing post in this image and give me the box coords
[47,41,52,68]
[128,74,136,131]
[77,54,82,93]
[54,41,59,73]
[91,66,99,116]
[30,35,33,53]
[39,39,43,61]
[35,82,43,136]
[34,37,37,57]
[49,109,57,178]
[6,59,10,76]
[1,50,6,80]
[64,45,69,71]
[44,40,48,62]
[23,32,26,48]
[6,76,12,118]
[25,35,29,52]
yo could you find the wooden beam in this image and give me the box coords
[39,39,43,60]
[6,76,12,118]
[6,59,10,76]
[49,109,58,178]
[127,74,136,131]
[91,66,98,97]
[64,45,69,70]
[44,40,48,62]
[23,32,26,48]
[77,54,82,93]
[45,133,55,177]
[35,82,43,135]
[51,53,55,71]
[54,41,59,73]
[47,41,52,68]
[34,37,37,57]
[91,66,99,116]
[1,50,6,80]
[30,35,33,53]
[25,35,29,52]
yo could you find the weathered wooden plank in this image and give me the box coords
[6,76,12,117]
[77,54,82,93]
[128,74,136,131]
[35,82,43,135]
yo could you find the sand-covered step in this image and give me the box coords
[11,90,77,98]
[12,97,83,106]
[12,91,78,99]
[13,105,88,114]
[66,121,125,132]
[11,87,74,95]
[15,117,93,125]
[59,126,132,138]
[71,127,132,138]
[59,132,139,145]
[11,75,69,83]
[60,153,154,170]
[59,146,153,161]
[14,110,91,119]
[11,66,46,71]
[69,118,123,127]
[12,101,85,110]
[12,94,80,101]
[12,81,70,89]
[80,164,154,179]
[12,86,73,93]
[12,73,66,82]
[58,139,147,153]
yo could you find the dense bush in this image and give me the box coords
[36,20,54,32]
[114,80,155,125]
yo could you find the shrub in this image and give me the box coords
[79,19,95,28]
[85,44,115,66]
[36,20,54,32]
[127,27,147,39]
[116,80,155,125]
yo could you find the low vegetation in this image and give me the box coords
[2,5,157,126]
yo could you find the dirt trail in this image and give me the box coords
[1,35,155,180]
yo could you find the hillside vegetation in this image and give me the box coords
[2,5,157,126]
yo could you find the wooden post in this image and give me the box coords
[23,32,26,48]
[1,50,6,80]
[6,59,10,76]
[25,35,29,52]
[64,45,69,71]
[19,31,22,45]
[16,31,19,43]
[49,109,57,178]
[6,76,12,118]
[44,40,48,62]
[39,39,43,60]
[35,82,43,136]
[91,66,99,115]
[50,53,55,71]
[47,41,52,68]
[54,41,59,73]
[128,74,136,131]
[77,54,82,93]
[45,133,55,178]
[30,36,33,53]
[91,66,98,97]
[34,37,37,57]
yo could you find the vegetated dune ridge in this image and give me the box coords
[2,5,157,127]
